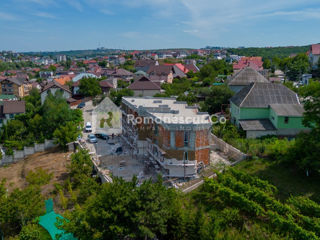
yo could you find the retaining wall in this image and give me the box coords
[0,140,58,166]
[210,134,247,162]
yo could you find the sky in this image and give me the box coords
[0,0,320,52]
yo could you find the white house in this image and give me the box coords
[41,81,72,104]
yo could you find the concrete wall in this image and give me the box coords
[211,134,247,162]
[35,143,45,152]
[45,139,56,149]
[24,146,35,156]
[0,139,58,166]
[133,89,161,97]
[14,150,25,160]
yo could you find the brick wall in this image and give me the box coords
[195,129,209,147]
[175,131,184,148]
[195,148,210,165]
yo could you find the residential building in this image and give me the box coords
[233,56,263,71]
[228,67,269,93]
[128,76,161,97]
[121,97,211,178]
[41,81,72,104]
[230,82,309,138]
[99,78,117,94]
[103,68,133,81]
[309,44,320,69]
[134,59,157,72]
[301,74,312,85]
[0,100,25,127]
[147,65,174,83]
[0,77,26,98]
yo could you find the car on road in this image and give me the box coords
[95,133,109,140]
[85,122,92,132]
[87,134,98,143]
[77,102,85,109]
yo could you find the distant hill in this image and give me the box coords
[228,45,310,59]
[23,49,122,58]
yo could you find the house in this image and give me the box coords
[230,82,309,138]
[0,77,27,98]
[0,100,25,126]
[72,73,98,83]
[147,65,174,83]
[128,76,161,97]
[301,74,312,85]
[228,67,269,93]
[233,57,263,71]
[134,59,157,72]
[308,44,320,69]
[103,68,133,82]
[41,81,72,104]
[99,78,117,94]
[121,97,211,178]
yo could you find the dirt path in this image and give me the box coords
[0,148,72,194]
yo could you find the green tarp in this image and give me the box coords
[39,199,77,240]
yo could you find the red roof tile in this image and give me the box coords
[311,44,320,55]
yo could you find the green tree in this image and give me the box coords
[79,77,102,97]
[48,65,56,73]
[18,224,41,240]
[200,85,234,114]
[110,88,134,106]
[61,177,184,240]
[263,58,271,69]
[53,121,80,150]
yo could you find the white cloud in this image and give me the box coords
[0,12,19,21]
[65,0,84,11]
[100,9,114,15]
[33,11,56,19]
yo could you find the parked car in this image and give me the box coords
[85,122,92,132]
[77,102,85,109]
[95,133,109,140]
[87,134,97,143]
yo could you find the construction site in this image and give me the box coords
[79,97,242,186]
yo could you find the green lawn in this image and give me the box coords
[235,158,320,202]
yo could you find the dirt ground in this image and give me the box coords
[0,148,72,194]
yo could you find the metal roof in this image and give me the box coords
[239,119,276,131]
[228,67,269,86]
[270,104,305,117]
[230,82,300,108]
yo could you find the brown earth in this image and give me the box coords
[0,148,72,194]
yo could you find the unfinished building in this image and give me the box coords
[121,97,212,178]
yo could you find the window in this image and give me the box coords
[184,131,189,147]
[183,152,188,161]
[284,117,289,124]
[154,124,158,136]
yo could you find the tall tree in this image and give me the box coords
[79,77,102,97]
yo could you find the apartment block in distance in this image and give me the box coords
[121,97,212,178]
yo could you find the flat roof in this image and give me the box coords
[122,97,211,125]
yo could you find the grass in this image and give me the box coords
[235,158,320,202]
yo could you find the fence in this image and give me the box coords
[210,134,247,164]
[0,139,58,166]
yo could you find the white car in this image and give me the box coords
[85,122,92,132]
